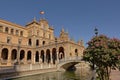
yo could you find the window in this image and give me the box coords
[49,34,51,39]
[7,37,11,44]
[75,49,78,56]
[36,39,39,46]
[0,26,3,32]
[5,27,9,33]
[16,30,19,35]
[20,31,23,36]
[37,30,39,36]
[11,29,14,34]
[42,41,45,45]
[18,39,22,45]
[28,39,32,46]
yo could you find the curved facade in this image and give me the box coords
[0,18,84,67]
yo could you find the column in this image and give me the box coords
[56,48,59,64]
[7,48,11,66]
[50,49,52,64]
[17,49,20,64]
[31,50,35,64]
[24,51,27,64]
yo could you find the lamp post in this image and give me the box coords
[94,28,98,36]
[92,27,98,80]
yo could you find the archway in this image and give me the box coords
[27,51,31,60]
[1,48,8,60]
[52,48,57,64]
[46,49,51,64]
[11,49,17,60]
[35,51,39,62]
[20,50,25,60]
[59,47,64,60]
[41,50,44,63]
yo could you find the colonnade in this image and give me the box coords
[0,47,65,66]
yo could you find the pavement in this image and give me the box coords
[110,69,120,80]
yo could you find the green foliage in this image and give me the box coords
[83,35,120,80]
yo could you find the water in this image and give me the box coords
[8,68,92,80]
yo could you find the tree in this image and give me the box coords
[83,35,120,80]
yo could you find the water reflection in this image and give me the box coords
[9,69,92,80]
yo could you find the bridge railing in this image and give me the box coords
[59,56,82,64]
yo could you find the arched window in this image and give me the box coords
[11,49,17,60]
[59,47,64,60]
[20,50,25,60]
[42,41,45,45]
[27,51,31,60]
[36,39,39,46]
[35,51,39,62]
[46,49,51,63]
[75,49,78,56]
[41,50,44,63]
[52,48,57,64]
[28,39,32,46]
[1,48,8,60]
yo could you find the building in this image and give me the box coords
[0,18,84,67]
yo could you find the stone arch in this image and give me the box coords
[27,51,31,60]
[59,47,64,60]
[1,48,8,60]
[35,51,39,62]
[46,49,51,63]
[20,50,25,60]
[41,50,45,63]
[11,49,17,60]
[52,48,57,64]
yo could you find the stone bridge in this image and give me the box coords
[57,57,82,71]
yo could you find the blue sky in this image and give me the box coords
[0,0,120,46]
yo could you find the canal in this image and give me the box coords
[8,67,92,80]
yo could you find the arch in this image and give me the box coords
[1,48,8,60]
[58,58,82,71]
[75,49,78,56]
[35,51,39,62]
[41,50,44,63]
[20,50,25,60]
[52,48,57,64]
[58,61,80,71]
[27,51,31,60]
[59,47,64,60]
[46,49,51,63]
[11,49,17,60]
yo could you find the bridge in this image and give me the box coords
[57,57,83,71]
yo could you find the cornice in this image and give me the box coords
[0,19,26,30]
